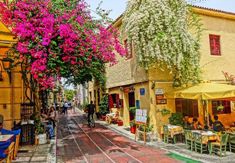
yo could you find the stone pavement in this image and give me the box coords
[98,120,235,163]
[12,139,56,163]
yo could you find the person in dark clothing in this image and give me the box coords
[212,115,225,132]
[87,101,95,123]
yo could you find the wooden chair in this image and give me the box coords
[209,133,229,157]
[163,125,176,144]
[13,134,20,159]
[228,133,235,152]
[193,133,208,154]
[184,130,194,151]
[1,142,15,163]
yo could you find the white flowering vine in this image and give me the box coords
[122,0,203,87]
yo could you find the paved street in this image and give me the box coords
[56,111,179,163]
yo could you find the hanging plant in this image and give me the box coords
[122,0,203,87]
[217,104,224,111]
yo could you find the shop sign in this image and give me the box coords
[155,88,164,95]
[156,94,167,105]
[135,109,147,124]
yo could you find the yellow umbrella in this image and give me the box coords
[174,83,235,100]
[174,82,235,126]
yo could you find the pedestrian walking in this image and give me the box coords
[62,101,69,115]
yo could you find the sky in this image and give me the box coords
[85,0,235,20]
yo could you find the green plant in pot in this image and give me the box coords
[99,95,109,120]
[217,104,224,111]
[30,112,45,135]
[130,120,136,134]
[129,107,136,121]
[138,124,153,132]
[169,113,183,126]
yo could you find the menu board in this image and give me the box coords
[135,109,147,124]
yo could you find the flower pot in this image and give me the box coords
[117,120,123,126]
[130,126,136,134]
[37,133,47,145]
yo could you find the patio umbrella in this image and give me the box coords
[174,83,235,100]
[174,82,235,126]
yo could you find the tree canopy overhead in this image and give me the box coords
[0,0,126,89]
[122,0,203,87]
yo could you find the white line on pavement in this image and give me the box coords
[66,118,89,163]
[71,117,116,163]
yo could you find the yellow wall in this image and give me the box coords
[0,22,23,129]
[104,7,235,134]
[109,82,150,126]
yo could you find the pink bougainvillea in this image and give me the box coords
[0,0,126,89]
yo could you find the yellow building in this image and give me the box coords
[0,21,25,129]
[105,6,235,136]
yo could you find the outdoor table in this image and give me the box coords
[191,130,217,144]
[0,135,14,143]
[164,124,184,138]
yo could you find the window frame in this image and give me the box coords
[209,34,221,56]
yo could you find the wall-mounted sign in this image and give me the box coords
[140,88,145,95]
[156,99,167,105]
[135,109,147,124]
[156,94,167,105]
[155,88,164,95]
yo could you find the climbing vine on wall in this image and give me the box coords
[122,0,203,87]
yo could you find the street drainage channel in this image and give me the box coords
[167,152,201,163]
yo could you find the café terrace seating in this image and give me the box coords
[163,123,235,157]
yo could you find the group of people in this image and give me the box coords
[59,100,76,114]
[183,115,225,132]
[40,106,57,139]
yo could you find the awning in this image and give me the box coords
[174,82,235,100]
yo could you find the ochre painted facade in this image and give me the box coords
[105,6,235,137]
[0,21,23,129]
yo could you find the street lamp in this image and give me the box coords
[1,57,14,83]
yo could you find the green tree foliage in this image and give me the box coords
[64,89,75,101]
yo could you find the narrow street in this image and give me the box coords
[56,111,179,163]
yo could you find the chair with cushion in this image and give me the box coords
[193,132,208,154]
[0,142,15,163]
[163,125,176,144]
[184,130,194,151]
[209,133,229,157]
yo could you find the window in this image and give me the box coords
[212,100,231,114]
[124,39,133,59]
[175,99,198,117]
[128,92,135,107]
[108,94,120,108]
[209,34,221,56]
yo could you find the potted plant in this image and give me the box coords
[117,119,123,126]
[130,120,136,134]
[99,95,109,121]
[32,113,47,145]
[169,113,183,126]
[129,107,136,121]
[137,124,154,142]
